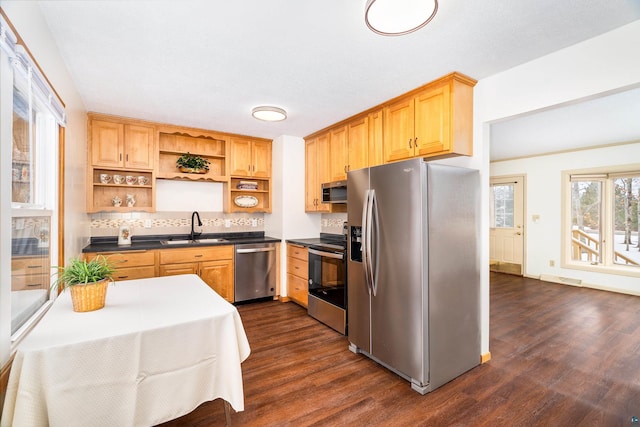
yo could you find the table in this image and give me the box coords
[1,274,251,427]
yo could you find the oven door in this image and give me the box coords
[308,247,346,309]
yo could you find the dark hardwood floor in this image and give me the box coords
[159,273,640,426]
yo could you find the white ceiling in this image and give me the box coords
[36,1,640,159]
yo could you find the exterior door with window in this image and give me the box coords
[490,176,524,275]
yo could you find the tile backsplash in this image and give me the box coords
[90,212,264,237]
[321,213,347,235]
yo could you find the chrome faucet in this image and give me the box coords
[190,211,202,241]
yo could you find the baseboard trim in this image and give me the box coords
[539,274,640,297]
[480,352,491,364]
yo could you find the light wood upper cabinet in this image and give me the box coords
[348,116,369,172]
[88,114,156,213]
[329,125,348,182]
[305,133,331,212]
[368,109,384,167]
[229,137,271,178]
[90,118,155,170]
[383,73,474,163]
[328,117,369,182]
[124,124,156,169]
[90,120,123,168]
[383,97,415,163]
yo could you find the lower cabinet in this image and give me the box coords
[158,246,234,303]
[85,250,156,281]
[11,255,50,291]
[286,244,308,307]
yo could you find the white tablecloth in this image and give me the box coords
[1,274,251,427]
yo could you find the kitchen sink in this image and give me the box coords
[160,239,192,245]
[160,238,228,245]
[194,238,228,244]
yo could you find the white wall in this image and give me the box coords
[266,135,321,295]
[474,20,640,357]
[2,2,91,261]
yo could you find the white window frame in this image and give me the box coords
[0,14,65,365]
[562,165,640,278]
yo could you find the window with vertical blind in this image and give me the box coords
[565,169,640,275]
[1,13,65,356]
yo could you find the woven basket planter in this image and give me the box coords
[69,278,110,312]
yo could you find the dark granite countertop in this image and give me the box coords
[82,232,281,253]
[286,233,346,248]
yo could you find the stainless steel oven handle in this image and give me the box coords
[308,248,344,260]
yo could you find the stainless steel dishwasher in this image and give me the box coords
[234,243,277,302]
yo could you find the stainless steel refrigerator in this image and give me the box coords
[347,158,480,394]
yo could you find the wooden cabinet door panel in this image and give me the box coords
[315,133,331,213]
[112,266,156,281]
[287,273,308,307]
[305,133,331,213]
[305,139,319,211]
[87,251,155,267]
[287,244,308,262]
[251,140,272,178]
[368,109,384,167]
[414,84,451,156]
[124,124,155,169]
[229,137,253,177]
[329,126,348,182]
[200,260,234,303]
[91,120,124,167]
[286,256,308,279]
[159,263,198,276]
[348,116,369,172]
[383,97,415,163]
[159,246,233,264]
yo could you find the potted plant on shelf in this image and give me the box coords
[52,255,115,312]
[176,152,210,174]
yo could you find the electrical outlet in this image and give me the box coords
[549,260,555,267]
[224,219,231,228]
[144,219,152,228]
[251,218,258,227]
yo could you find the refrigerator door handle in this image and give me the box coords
[361,189,372,295]
[369,189,379,297]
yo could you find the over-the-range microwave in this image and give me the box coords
[321,180,347,204]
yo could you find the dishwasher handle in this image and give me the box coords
[236,246,276,254]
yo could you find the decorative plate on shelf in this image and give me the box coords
[234,195,259,208]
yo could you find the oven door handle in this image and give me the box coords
[308,248,344,260]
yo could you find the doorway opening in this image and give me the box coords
[490,175,525,275]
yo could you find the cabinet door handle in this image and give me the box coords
[119,153,123,161]
[195,254,203,258]
[414,137,418,148]
[27,265,42,269]
[408,138,412,149]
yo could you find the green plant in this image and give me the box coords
[176,152,210,171]
[52,255,115,292]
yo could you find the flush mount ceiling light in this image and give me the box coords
[365,0,438,36]
[251,106,287,122]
